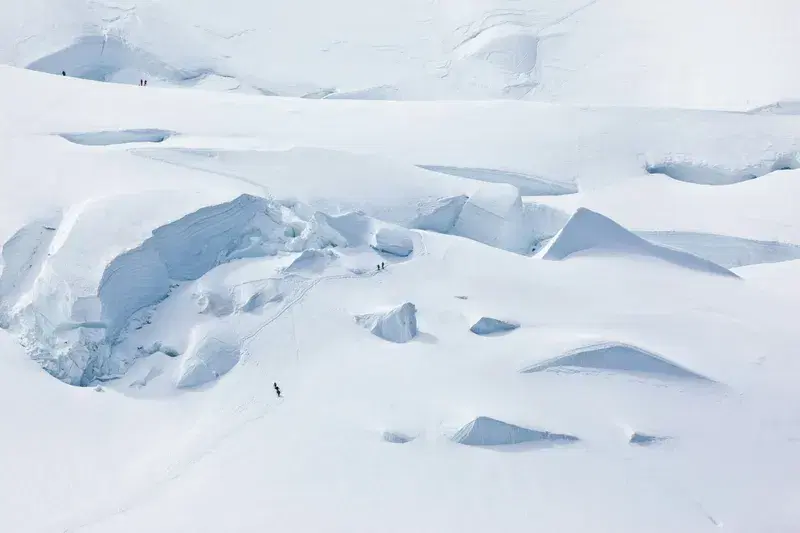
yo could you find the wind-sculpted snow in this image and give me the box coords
[523,343,714,382]
[60,129,173,146]
[541,208,739,278]
[452,417,579,447]
[418,166,577,196]
[637,231,800,269]
[372,227,414,257]
[8,193,373,385]
[451,184,532,254]
[355,302,418,343]
[629,432,670,446]
[646,154,799,185]
[469,317,520,336]
[175,333,240,388]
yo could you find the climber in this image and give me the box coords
[273,382,281,398]
[381,261,385,270]
[61,71,66,76]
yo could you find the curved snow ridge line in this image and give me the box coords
[452,416,579,447]
[645,153,800,186]
[418,165,578,196]
[59,128,174,146]
[541,208,739,278]
[522,342,715,382]
[636,231,800,269]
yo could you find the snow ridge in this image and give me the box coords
[541,208,738,278]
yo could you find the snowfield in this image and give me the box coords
[1,2,800,531]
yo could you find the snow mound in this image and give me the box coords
[410,195,469,233]
[283,249,339,274]
[355,302,418,343]
[60,129,173,146]
[175,335,240,388]
[637,231,800,269]
[372,227,414,257]
[452,184,532,254]
[452,417,578,447]
[418,166,577,196]
[541,208,738,278]
[469,317,520,336]
[646,154,800,185]
[523,343,713,382]
[629,432,670,446]
[382,431,415,444]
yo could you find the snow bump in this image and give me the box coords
[355,303,418,343]
[372,227,414,257]
[469,317,520,336]
[523,342,714,382]
[175,335,240,388]
[541,208,738,278]
[452,417,578,447]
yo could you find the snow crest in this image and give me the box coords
[452,417,578,447]
[523,342,713,382]
[541,208,738,277]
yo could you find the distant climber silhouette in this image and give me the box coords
[61,71,66,76]
[273,382,281,398]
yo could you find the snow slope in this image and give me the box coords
[3,0,800,108]
[1,48,800,533]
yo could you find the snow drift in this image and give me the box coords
[523,343,713,382]
[540,208,738,277]
[355,302,418,343]
[372,227,414,257]
[176,334,240,388]
[469,317,520,336]
[452,417,578,447]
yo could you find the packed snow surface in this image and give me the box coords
[2,13,800,531]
